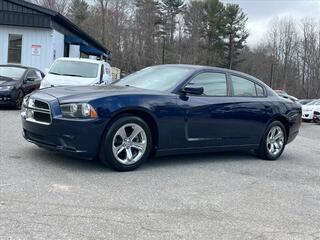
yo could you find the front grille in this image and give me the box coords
[34,100,50,110]
[34,111,51,123]
[26,99,52,125]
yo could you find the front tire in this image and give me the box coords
[100,116,152,171]
[15,90,24,110]
[256,121,287,161]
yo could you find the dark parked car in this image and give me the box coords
[21,65,302,171]
[0,65,44,109]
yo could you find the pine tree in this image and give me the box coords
[68,0,89,26]
[159,0,186,45]
[205,0,225,66]
[223,4,249,69]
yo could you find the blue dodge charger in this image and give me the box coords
[21,65,302,171]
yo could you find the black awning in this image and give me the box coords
[80,45,104,56]
[64,35,87,46]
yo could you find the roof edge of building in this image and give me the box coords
[6,0,110,54]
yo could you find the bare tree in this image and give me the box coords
[95,0,110,45]
[32,0,70,15]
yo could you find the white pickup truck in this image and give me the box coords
[40,58,112,89]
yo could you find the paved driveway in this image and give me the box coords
[0,109,320,240]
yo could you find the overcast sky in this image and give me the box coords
[220,0,320,47]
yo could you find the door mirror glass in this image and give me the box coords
[25,70,39,83]
[25,77,35,82]
[182,86,204,95]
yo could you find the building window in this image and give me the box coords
[8,34,22,64]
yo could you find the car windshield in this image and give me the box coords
[306,100,320,105]
[0,66,26,80]
[49,60,99,78]
[114,66,193,92]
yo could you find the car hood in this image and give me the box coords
[43,73,98,86]
[0,76,18,87]
[302,105,320,111]
[38,85,167,103]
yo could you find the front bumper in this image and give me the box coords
[22,116,108,159]
[313,114,320,122]
[0,90,16,106]
[21,92,109,159]
[302,112,313,119]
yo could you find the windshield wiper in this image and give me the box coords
[49,72,62,75]
[63,74,84,77]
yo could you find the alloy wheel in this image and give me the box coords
[266,126,285,156]
[112,123,147,165]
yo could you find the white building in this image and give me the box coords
[0,0,111,71]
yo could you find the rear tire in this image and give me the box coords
[255,121,287,161]
[99,116,152,171]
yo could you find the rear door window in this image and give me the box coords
[231,75,265,97]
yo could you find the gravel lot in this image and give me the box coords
[0,109,320,240]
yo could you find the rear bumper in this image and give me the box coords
[22,115,108,159]
[287,111,302,144]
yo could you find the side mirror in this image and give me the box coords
[44,68,49,75]
[181,86,204,95]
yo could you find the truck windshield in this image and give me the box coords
[49,60,99,78]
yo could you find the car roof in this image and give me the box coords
[55,57,104,64]
[0,64,42,72]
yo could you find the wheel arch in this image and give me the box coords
[267,115,290,141]
[103,107,159,150]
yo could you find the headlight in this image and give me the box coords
[61,103,97,119]
[22,96,29,108]
[0,86,14,91]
